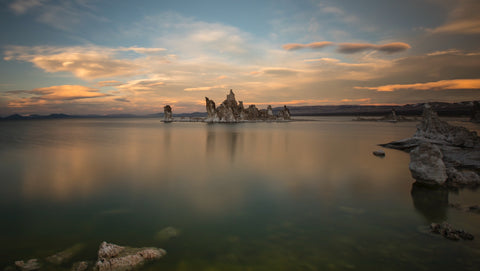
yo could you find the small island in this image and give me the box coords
[163,89,291,123]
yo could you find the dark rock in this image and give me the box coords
[430,222,474,241]
[471,101,480,123]
[372,150,385,157]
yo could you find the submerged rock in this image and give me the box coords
[155,226,181,241]
[46,243,85,265]
[94,241,166,271]
[430,222,474,241]
[409,142,447,186]
[164,105,173,122]
[71,261,89,271]
[14,259,41,271]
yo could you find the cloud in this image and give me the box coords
[337,42,411,54]
[5,85,108,108]
[9,0,43,14]
[114,98,130,103]
[184,85,225,91]
[282,41,333,51]
[430,0,480,34]
[355,79,480,92]
[117,78,165,92]
[304,58,340,63]
[4,46,168,80]
[97,80,124,87]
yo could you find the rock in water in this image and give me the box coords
[372,150,385,157]
[409,142,447,186]
[155,226,181,241]
[430,222,474,241]
[95,241,166,271]
[71,261,89,271]
[14,259,41,271]
[164,105,173,122]
[46,243,85,265]
[414,103,479,148]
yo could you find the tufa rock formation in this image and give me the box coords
[164,105,173,122]
[430,222,474,241]
[205,89,291,122]
[381,104,480,187]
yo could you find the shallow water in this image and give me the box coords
[1,117,479,270]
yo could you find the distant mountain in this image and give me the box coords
[1,101,477,120]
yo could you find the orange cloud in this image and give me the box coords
[184,85,225,91]
[337,42,411,54]
[355,79,480,92]
[282,41,333,51]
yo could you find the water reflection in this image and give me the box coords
[410,182,449,222]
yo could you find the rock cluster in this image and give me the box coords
[430,222,474,241]
[14,259,41,271]
[164,105,173,122]
[381,104,480,187]
[205,89,291,122]
[95,241,166,271]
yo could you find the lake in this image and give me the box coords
[1,117,479,270]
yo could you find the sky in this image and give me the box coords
[0,0,479,115]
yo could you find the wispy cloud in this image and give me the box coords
[9,0,44,15]
[282,41,334,51]
[355,79,480,92]
[430,0,480,34]
[336,42,411,54]
[184,85,225,91]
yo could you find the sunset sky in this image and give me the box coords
[1,0,479,115]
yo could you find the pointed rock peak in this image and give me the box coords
[226,89,236,102]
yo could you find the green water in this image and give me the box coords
[1,117,479,270]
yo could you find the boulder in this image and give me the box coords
[94,242,166,271]
[409,142,447,186]
[372,150,385,157]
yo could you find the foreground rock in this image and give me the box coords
[430,222,474,241]
[95,241,166,271]
[205,89,291,122]
[14,259,41,271]
[381,104,480,187]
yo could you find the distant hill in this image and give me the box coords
[1,101,477,120]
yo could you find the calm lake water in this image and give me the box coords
[1,117,480,270]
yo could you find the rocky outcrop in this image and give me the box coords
[94,241,166,271]
[381,104,480,187]
[414,104,479,148]
[471,101,480,123]
[164,105,173,122]
[430,222,474,241]
[409,142,447,186]
[205,89,292,122]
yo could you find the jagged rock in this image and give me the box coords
[446,167,480,187]
[267,105,274,119]
[95,242,166,271]
[414,103,479,148]
[155,226,181,241]
[372,150,385,157]
[163,105,173,122]
[430,222,474,241]
[46,243,85,265]
[409,142,447,186]
[276,105,291,120]
[14,259,40,271]
[71,261,89,271]
[471,101,480,123]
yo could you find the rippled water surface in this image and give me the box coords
[1,117,479,270]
